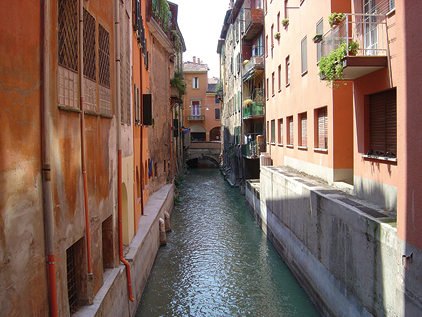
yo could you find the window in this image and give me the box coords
[271,72,275,96]
[316,19,323,62]
[266,35,269,57]
[284,0,289,19]
[301,36,307,74]
[271,24,274,57]
[286,56,290,86]
[83,9,96,81]
[287,116,293,146]
[278,65,282,91]
[58,0,78,71]
[277,12,280,32]
[67,238,85,313]
[316,107,328,149]
[389,0,395,11]
[278,118,283,145]
[234,94,237,112]
[193,77,199,89]
[191,100,200,115]
[271,120,276,144]
[369,89,397,156]
[98,24,110,88]
[266,78,269,99]
[215,108,220,120]
[267,121,270,143]
[299,112,307,147]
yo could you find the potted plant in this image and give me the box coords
[274,32,281,39]
[312,33,323,43]
[348,40,359,56]
[243,99,253,108]
[318,41,349,88]
[282,19,289,28]
[328,12,346,27]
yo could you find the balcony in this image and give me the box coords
[242,133,265,159]
[243,102,264,119]
[320,13,388,80]
[242,55,264,82]
[187,115,205,122]
[243,7,263,41]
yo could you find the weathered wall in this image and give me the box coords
[0,1,48,315]
[148,34,172,194]
[73,184,174,317]
[245,167,419,317]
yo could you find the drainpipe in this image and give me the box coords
[139,40,144,216]
[115,0,135,302]
[78,0,93,297]
[42,0,58,315]
[169,57,174,183]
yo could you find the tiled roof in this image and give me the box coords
[183,61,208,72]
[207,83,217,93]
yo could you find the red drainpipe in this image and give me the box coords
[118,150,135,302]
[42,0,58,315]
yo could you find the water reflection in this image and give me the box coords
[136,169,319,316]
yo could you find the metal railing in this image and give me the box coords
[187,115,205,122]
[322,13,387,57]
[243,55,264,76]
[242,133,265,158]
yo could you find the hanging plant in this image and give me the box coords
[312,33,323,43]
[243,99,253,108]
[328,12,346,27]
[274,32,281,39]
[282,19,289,27]
[170,72,187,97]
[318,41,359,88]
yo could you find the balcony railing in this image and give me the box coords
[243,102,264,118]
[320,13,388,79]
[242,133,265,159]
[187,115,205,122]
[242,55,264,81]
[243,7,264,41]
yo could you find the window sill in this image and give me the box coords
[286,144,294,148]
[271,142,276,146]
[387,8,395,16]
[58,105,82,113]
[278,89,282,93]
[314,148,328,153]
[362,154,397,163]
[298,146,308,150]
[272,94,275,97]
[301,70,308,77]
[278,143,283,147]
[286,83,290,88]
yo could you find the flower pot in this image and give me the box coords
[312,34,323,43]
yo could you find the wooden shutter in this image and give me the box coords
[301,113,307,147]
[318,107,327,149]
[370,89,396,154]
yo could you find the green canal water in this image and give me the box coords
[136,168,319,316]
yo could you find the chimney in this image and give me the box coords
[197,58,201,64]
[193,56,196,63]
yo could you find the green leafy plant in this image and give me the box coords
[282,19,289,27]
[312,33,323,43]
[243,99,253,108]
[318,41,358,88]
[274,32,281,39]
[328,12,346,27]
[171,30,181,53]
[170,72,187,97]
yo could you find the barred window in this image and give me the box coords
[83,8,96,81]
[98,24,110,88]
[58,0,78,71]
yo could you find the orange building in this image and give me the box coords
[183,58,221,143]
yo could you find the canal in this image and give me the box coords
[136,168,319,316]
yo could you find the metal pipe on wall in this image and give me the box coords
[42,0,58,315]
[115,0,134,302]
[79,0,93,280]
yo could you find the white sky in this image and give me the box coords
[173,0,231,79]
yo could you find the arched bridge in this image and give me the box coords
[185,141,221,166]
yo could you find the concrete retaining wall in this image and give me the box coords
[246,167,401,316]
[74,184,174,317]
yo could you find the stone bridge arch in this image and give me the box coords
[185,141,221,167]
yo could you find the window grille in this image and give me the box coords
[301,36,307,74]
[83,9,96,81]
[67,244,78,312]
[58,0,78,71]
[98,24,110,88]
[278,118,283,144]
[271,120,275,143]
[287,116,293,145]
